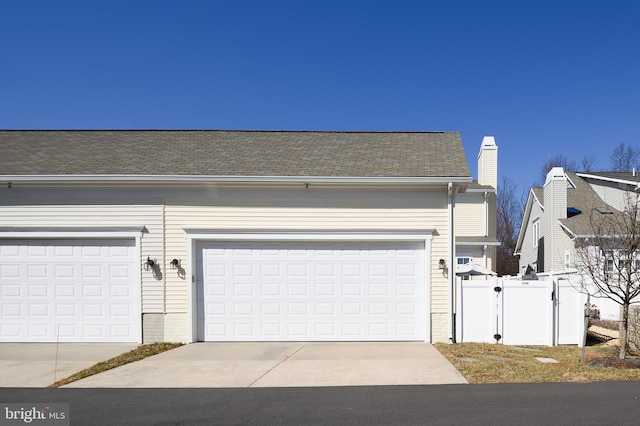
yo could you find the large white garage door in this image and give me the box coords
[197,241,427,341]
[0,240,140,342]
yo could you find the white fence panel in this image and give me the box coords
[556,280,587,345]
[500,279,554,346]
[457,277,595,346]
[456,277,497,343]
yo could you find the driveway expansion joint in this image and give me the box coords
[247,343,308,388]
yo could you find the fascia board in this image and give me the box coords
[530,189,543,210]
[514,189,538,252]
[456,241,501,247]
[464,188,496,193]
[0,175,473,185]
[558,221,577,239]
[576,172,640,187]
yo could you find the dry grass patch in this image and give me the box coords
[50,342,183,388]
[434,342,640,384]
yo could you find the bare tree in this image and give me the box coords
[610,143,640,172]
[581,154,598,172]
[540,154,578,185]
[574,193,640,358]
[496,176,524,276]
[539,154,599,184]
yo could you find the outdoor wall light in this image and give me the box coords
[170,258,187,279]
[144,256,157,272]
[438,259,447,270]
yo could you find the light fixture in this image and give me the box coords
[144,256,156,272]
[438,259,447,270]
[170,258,186,279]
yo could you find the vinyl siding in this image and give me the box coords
[0,188,164,313]
[454,194,485,236]
[519,202,544,271]
[0,185,457,343]
[589,180,629,211]
[546,178,568,272]
[163,186,452,341]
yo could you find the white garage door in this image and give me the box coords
[0,240,140,342]
[197,241,427,341]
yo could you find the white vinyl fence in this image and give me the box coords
[455,277,588,346]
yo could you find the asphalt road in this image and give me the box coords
[2,382,640,425]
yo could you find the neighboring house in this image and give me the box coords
[515,167,640,275]
[515,167,640,318]
[0,130,497,344]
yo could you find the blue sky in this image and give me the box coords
[1,1,639,191]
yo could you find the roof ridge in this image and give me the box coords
[0,129,454,134]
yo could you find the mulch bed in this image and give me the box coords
[587,357,640,369]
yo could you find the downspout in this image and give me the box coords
[448,182,456,342]
[484,191,488,237]
[484,191,489,281]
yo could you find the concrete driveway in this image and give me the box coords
[63,342,468,388]
[0,343,138,387]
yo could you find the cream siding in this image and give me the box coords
[0,188,164,313]
[478,137,498,189]
[1,184,461,343]
[454,195,485,236]
[163,186,452,342]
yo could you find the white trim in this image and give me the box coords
[183,229,435,242]
[0,231,143,239]
[456,241,501,247]
[1,174,473,185]
[0,227,145,240]
[576,172,640,187]
[183,229,434,343]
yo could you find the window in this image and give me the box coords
[601,249,640,274]
[457,257,471,265]
[602,250,615,273]
[532,220,540,248]
[606,258,615,273]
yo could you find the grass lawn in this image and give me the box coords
[50,342,183,388]
[434,342,640,384]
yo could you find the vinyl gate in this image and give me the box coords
[456,277,587,346]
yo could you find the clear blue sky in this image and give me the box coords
[2,1,639,192]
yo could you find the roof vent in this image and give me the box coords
[596,207,613,215]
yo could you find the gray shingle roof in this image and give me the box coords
[456,236,501,245]
[559,172,621,236]
[0,130,470,178]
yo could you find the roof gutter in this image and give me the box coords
[0,175,474,185]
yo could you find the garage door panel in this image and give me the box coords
[197,241,427,342]
[0,239,139,342]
